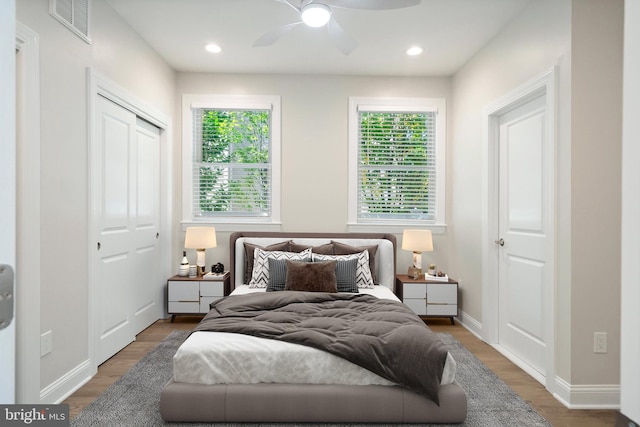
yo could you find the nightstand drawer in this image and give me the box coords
[168,281,199,301]
[426,303,457,316]
[200,281,224,297]
[168,301,199,313]
[427,283,457,304]
[200,296,223,313]
[403,283,427,298]
[404,298,427,315]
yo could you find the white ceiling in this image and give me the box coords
[106,0,530,76]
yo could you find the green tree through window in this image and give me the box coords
[195,109,271,217]
[358,111,437,221]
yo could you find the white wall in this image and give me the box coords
[570,0,623,390]
[450,0,624,406]
[449,0,571,363]
[621,0,640,421]
[174,73,453,275]
[16,0,175,402]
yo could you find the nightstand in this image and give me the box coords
[167,272,230,321]
[396,274,458,325]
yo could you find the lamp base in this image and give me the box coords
[407,266,421,279]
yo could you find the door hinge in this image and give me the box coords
[0,264,15,331]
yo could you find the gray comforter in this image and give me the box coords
[193,291,449,404]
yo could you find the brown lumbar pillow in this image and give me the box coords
[284,260,337,293]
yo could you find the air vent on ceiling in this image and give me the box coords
[50,0,91,44]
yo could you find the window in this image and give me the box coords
[348,97,446,231]
[182,95,281,227]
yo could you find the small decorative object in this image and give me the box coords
[188,265,197,278]
[427,264,437,276]
[211,262,224,274]
[184,227,217,277]
[178,250,189,276]
[402,229,433,278]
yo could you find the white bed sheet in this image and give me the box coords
[173,287,456,387]
[230,284,401,301]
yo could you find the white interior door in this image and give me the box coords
[132,118,160,334]
[94,95,160,365]
[497,93,550,381]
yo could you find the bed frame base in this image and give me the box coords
[160,381,467,423]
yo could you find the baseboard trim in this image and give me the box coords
[456,310,621,410]
[457,309,483,339]
[40,359,93,404]
[554,376,620,409]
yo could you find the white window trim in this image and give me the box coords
[181,94,282,231]
[347,96,446,234]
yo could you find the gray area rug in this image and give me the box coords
[72,330,550,426]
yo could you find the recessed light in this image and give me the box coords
[406,46,423,56]
[205,43,222,53]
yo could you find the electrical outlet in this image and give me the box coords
[594,332,607,353]
[41,330,52,357]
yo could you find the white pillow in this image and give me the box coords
[249,248,312,288]
[313,250,374,289]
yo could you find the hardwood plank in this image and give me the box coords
[64,316,618,426]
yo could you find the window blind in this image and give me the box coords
[192,108,272,218]
[357,111,437,221]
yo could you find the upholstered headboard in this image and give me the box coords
[229,232,397,292]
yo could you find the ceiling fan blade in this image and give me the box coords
[253,22,303,47]
[274,0,302,13]
[327,17,357,55]
[323,0,420,10]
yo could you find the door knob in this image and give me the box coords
[495,238,505,247]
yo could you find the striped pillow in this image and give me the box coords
[313,251,374,289]
[267,258,358,293]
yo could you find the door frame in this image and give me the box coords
[481,66,557,391]
[15,21,41,404]
[0,0,16,405]
[87,68,172,374]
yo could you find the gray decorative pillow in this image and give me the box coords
[332,241,378,283]
[334,258,358,293]
[314,251,374,288]
[285,260,337,293]
[266,258,288,292]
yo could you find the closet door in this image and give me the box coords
[132,118,160,334]
[93,95,160,365]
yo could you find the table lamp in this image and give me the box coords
[184,227,217,277]
[402,229,433,279]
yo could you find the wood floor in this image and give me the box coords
[64,316,618,426]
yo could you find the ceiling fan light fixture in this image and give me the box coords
[406,46,423,56]
[205,43,222,53]
[301,3,331,27]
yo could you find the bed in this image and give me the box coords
[160,232,467,423]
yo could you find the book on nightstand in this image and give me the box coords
[425,274,449,282]
[202,272,228,280]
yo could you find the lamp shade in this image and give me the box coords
[184,227,217,249]
[402,229,433,252]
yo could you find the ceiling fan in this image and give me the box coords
[253,0,422,55]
